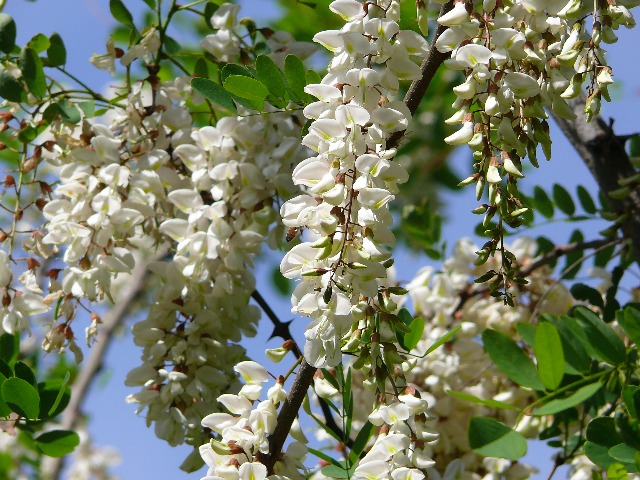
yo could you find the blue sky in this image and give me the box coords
[3,0,640,478]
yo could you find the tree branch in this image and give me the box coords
[549,96,640,264]
[455,237,617,311]
[257,358,316,474]
[43,249,167,480]
[388,1,454,149]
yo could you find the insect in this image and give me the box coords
[286,227,300,242]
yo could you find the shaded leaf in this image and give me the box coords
[574,306,625,365]
[47,32,66,67]
[35,430,80,457]
[468,417,527,460]
[19,47,46,98]
[349,421,374,463]
[571,283,604,309]
[553,184,576,215]
[14,361,37,388]
[321,462,354,479]
[256,54,287,99]
[0,334,18,364]
[0,67,22,102]
[110,0,136,29]
[191,77,237,113]
[27,33,49,53]
[577,185,597,214]
[533,186,554,219]
[482,329,544,390]
[0,14,16,54]
[618,306,640,344]
[543,315,591,375]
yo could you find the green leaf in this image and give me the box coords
[609,445,637,465]
[321,462,354,479]
[256,55,287,99]
[534,382,602,416]
[142,0,157,9]
[0,358,12,379]
[306,69,322,85]
[110,0,136,29]
[420,325,461,357]
[515,322,536,347]
[534,322,564,390]
[447,390,521,411]
[220,64,251,83]
[46,32,66,67]
[574,306,625,365]
[1,377,40,419]
[349,421,374,463]
[0,334,18,364]
[404,317,425,352]
[56,99,81,124]
[223,75,269,102]
[543,315,591,375]
[623,386,640,420]
[571,283,604,309]
[191,77,237,113]
[19,47,46,98]
[533,186,554,219]
[618,306,640,344]
[0,14,17,54]
[588,417,623,448]
[194,57,209,79]
[585,441,617,469]
[552,183,576,216]
[482,329,544,390]
[607,462,630,480]
[616,413,640,451]
[14,361,37,388]
[577,185,597,214]
[35,430,80,457]
[468,417,527,460]
[0,66,23,102]
[28,33,50,54]
[77,101,95,118]
[39,371,71,418]
[284,54,307,102]
[309,447,343,468]
[562,229,584,280]
[164,35,180,55]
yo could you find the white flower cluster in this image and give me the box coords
[402,237,570,476]
[199,361,307,480]
[280,0,428,368]
[441,0,637,205]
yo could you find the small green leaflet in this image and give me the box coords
[35,430,80,457]
[191,77,237,113]
[468,417,527,460]
[553,183,576,216]
[223,75,269,102]
[47,33,66,67]
[0,14,16,54]
[2,377,40,420]
[534,382,602,416]
[19,47,46,98]
[110,0,136,30]
[256,55,287,99]
[447,390,521,411]
[482,329,544,391]
[534,322,564,390]
[0,67,22,102]
[403,317,425,351]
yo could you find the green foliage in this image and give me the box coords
[2,377,40,420]
[110,0,136,30]
[19,47,46,98]
[468,417,527,460]
[0,14,16,54]
[46,32,66,67]
[34,430,80,457]
[534,322,564,390]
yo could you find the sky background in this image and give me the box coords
[3,0,640,478]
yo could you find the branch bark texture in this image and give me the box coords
[550,97,640,264]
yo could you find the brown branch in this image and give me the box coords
[257,358,316,474]
[388,1,454,149]
[454,237,617,311]
[549,96,640,264]
[43,249,168,480]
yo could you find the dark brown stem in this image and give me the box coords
[550,96,640,265]
[258,359,316,474]
[388,1,454,149]
[455,237,616,311]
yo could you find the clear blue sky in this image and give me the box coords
[4,0,640,478]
